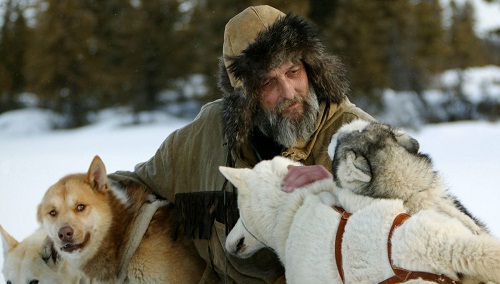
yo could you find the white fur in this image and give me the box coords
[1,225,88,284]
[221,156,500,283]
[327,119,370,159]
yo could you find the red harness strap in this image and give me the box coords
[332,207,461,284]
[379,213,461,284]
[332,206,352,283]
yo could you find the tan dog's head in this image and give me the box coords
[1,225,83,283]
[37,155,113,262]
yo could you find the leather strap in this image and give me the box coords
[117,198,168,282]
[380,271,460,284]
[331,208,461,284]
[387,213,412,280]
[332,206,352,283]
[380,213,460,284]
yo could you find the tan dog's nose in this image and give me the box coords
[58,226,74,242]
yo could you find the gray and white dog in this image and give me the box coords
[327,119,487,235]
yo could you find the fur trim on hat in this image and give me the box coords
[219,13,350,152]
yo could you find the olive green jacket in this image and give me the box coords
[109,97,374,283]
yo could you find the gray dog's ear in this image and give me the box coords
[394,130,420,154]
[343,151,372,184]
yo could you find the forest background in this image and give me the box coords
[0,0,499,128]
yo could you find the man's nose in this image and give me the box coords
[278,79,295,100]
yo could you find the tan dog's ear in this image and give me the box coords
[37,203,43,224]
[0,224,19,256]
[87,155,109,192]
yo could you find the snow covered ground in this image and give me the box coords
[1,107,500,281]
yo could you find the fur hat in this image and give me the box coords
[219,5,350,151]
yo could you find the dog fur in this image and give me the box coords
[221,136,500,282]
[1,225,87,284]
[37,155,205,283]
[327,119,487,235]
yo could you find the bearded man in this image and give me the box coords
[110,5,374,283]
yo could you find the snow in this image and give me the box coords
[440,66,500,102]
[1,106,500,281]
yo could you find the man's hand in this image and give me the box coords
[282,164,332,193]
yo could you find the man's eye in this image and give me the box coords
[261,78,277,90]
[288,68,300,77]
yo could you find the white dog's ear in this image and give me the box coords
[0,224,19,257]
[41,236,59,268]
[345,151,371,183]
[87,155,109,192]
[219,167,252,195]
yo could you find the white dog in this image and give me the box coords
[221,125,500,283]
[1,225,87,284]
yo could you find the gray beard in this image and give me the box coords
[254,87,320,148]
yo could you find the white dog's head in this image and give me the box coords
[1,225,83,284]
[220,156,335,259]
[220,157,301,258]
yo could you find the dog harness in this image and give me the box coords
[332,206,461,284]
[117,197,168,283]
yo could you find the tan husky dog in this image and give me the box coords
[1,225,86,283]
[37,156,204,283]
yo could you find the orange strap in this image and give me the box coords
[379,213,460,284]
[332,208,461,284]
[332,206,352,283]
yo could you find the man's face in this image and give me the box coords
[255,60,319,148]
[258,61,310,122]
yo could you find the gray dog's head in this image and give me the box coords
[328,120,437,200]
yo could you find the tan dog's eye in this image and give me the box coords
[49,210,57,217]
[77,204,86,211]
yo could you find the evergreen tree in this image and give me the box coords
[0,0,29,112]
[325,0,396,111]
[83,0,138,109]
[405,0,447,106]
[447,0,485,69]
[443,0,484,120]
[26,0,99,127]
[308,0,337,29]
[128,0,185,113]
[322,0,450,113]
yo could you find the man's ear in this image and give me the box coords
[86,155,109,192]
[344,151,372,183]
[219,167,253,195]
